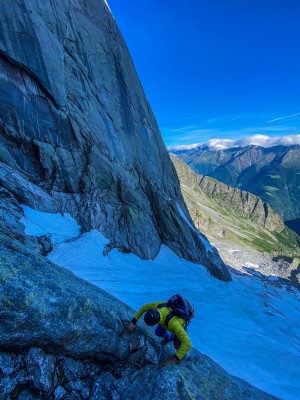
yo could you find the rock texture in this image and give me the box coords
[171,155,285,231]
[0,0,230,281]
[0,234,277,400]
[171,154,300,280]
[170,144,300,223]
[0,1,289,398]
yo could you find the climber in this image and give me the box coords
[126,295,194,369]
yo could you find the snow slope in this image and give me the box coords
[21,207,300,400]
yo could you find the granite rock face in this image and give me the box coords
[0,0,230,281]
[0,236,277,400]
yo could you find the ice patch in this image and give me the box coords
[21,206,300,400]
[20,205,81,244]
[245,261,260,269]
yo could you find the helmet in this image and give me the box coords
[144,309,160,326]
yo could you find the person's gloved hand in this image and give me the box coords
[126,322,136,334]
[158,356,178,370]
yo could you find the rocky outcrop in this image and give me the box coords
[171,155,300,280]
[290,257,300,283]
[169,144,300,222]
[0,235,277,400]
[171,155,284,231]
[0,0,230,281]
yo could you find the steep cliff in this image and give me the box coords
[0,0,230,280]
[171,155,300,279]
[170,144,300,223]
[171,155,284,231]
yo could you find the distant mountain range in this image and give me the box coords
[170,154,300,281]
[169,144,300,234]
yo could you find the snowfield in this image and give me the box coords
[21,206,300,400]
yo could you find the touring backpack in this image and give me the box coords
[158,293,194,328]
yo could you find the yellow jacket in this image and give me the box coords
[133,300,192,360]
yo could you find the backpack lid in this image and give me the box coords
[158,294,194,327]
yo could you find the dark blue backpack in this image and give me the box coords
[158,294,194,328]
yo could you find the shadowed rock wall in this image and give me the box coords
[0,0,230,280]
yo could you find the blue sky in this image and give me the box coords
[108,1,300,146]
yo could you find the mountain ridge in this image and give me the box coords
[171,154,300,280]
[170,144,300,223]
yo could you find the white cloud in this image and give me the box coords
[168,125,199,133]
[236,134,272,147]
[167,134,300,151]
[237,134,300,148]
[267,113,300,123]
[206,138,237,150]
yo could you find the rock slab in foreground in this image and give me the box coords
[0,237,277,399]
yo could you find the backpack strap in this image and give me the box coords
[157,303,168,309]
[164,311,175,327]
[157,303,174,327]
